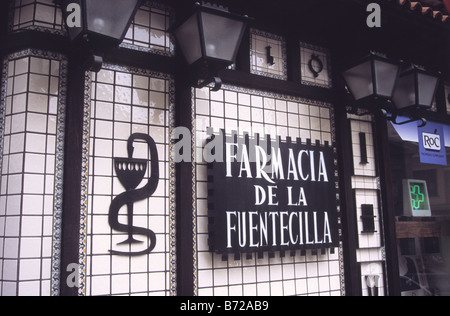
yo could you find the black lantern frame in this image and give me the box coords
[342,51,402,105]
[173,2,252,91]
[343,52,440,128]
[393,65,440,111]
[59,0,143,71]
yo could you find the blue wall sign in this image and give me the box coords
[418,122,447,166]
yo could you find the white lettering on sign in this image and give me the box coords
[227,144,329,184]
[422,131,441,152]
[225,211,333,249]
[208,131,339,254]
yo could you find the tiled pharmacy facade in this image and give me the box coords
[0,50,66,295]
[0,0,449,296]
[193,86,343,296]
[80,65,176,296]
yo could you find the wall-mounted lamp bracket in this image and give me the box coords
[347,104,373,117]
[346,96,392,117]
[195,76,223,92]
[346,97,428,128]
[82,54,104,73]
[382,109,427,128]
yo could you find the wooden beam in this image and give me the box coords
[396,221,450,239]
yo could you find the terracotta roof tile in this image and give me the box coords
[389,0,450,24]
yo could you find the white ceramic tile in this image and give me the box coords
[2,259,18,282]
[17,280,41,296]
[18,259,41,281]
[95,83,114,102]
[4,216,20,237]
[30,57,50,75]
[11,113,26,134]
[28,93,48,113]
[35,3,54,23]
[113,86,131,105]
[28,74,48,94]
[5,195,21,217]
[147,272,165,292]
[22,174,44,195]
[12,93,26,114]
[24,153,45,174]
[26,113,47,133]
[21,216,43,237]
[8,153,24,174]
[50,60,60,76]
[15,58,29,76]
[122,3,173,54]
[3,238,19,259]
[90,275,111,296]
[18,3,33,23]
[307,277,319,293]
[19,238,42,258]
[115,72,131,87]
[49,77,58,95]
[7,174,23,195]
[95,70,114,84]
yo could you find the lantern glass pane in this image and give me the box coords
[85,0,141,40]
[417,73,438,108]
[175,14,203,65]
[343,61,373,101]
[200,12,245,62]
[374,60,399,98]
[393,73,416,110]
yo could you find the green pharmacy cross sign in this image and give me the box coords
[403,179,431,217]
[410,185,425,210]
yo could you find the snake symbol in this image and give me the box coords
[108,133,159,256]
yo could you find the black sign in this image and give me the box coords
[109,133,159,257]
[207,131,340,257]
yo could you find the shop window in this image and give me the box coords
[11,0,65,34]
[250,29,288,80]
[300,42,332,89]
[121,1,175,56]
[388,121,450,296]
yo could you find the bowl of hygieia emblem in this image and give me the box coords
[114,158,148,191]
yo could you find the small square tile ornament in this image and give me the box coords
[300,42,332,89]
[250,28,287,80]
